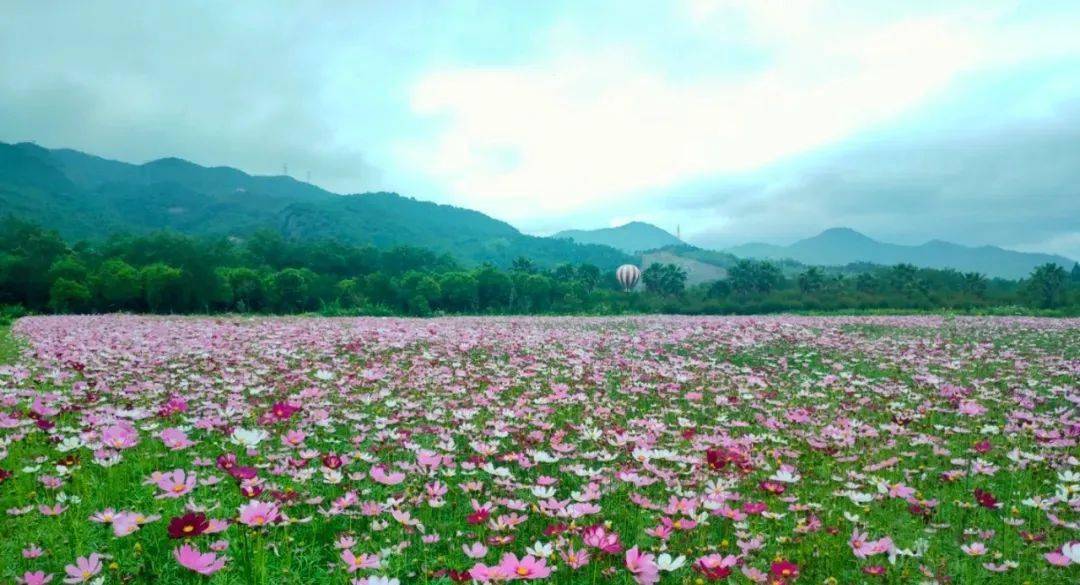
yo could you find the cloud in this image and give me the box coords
[681,98,1080,259]
[404,16,987,222]
[0,0,1078,257]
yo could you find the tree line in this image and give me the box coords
[1,217,1078,319]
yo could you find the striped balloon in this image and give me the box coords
[616,264,641,291]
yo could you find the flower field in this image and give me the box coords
[1,315,1078,584]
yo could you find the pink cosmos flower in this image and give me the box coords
[17,572,53,585]
[625,546,660,585]
[63,553,102,583]
[341,550,381,572]
[462,542,488,559]
[582,524,623,554]
[849,529,893,559]
[1045,541,1079,566]
[22,544,44,558]
[468,563,512,582]
[494,553,551,579]
[39,504,65,516]
[158,427,195,450]
[173,544,227,575]
[887,483,915,499]
[957,400,987,416]
[370,466,405,485]
[281,429,306,447]
[237,500,280,527]
[112,512,141,537]
[560,547,590,569]
[961,542,987,556]
[100,424,138,449]
[155,469,196,498]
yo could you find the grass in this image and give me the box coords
[0,315,1077,584]
[0,324,20,364]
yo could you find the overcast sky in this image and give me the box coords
[2,1,1078,258]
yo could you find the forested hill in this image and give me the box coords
[0,141,630,269]
[554,221,683,253]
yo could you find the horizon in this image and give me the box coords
[2,1,1079,258]
[7,137,1076,263]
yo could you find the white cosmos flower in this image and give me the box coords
[532,486,556,498]
[845,491,874,504]
[56,436,84,452]
[1062,542,1080,564]
[231,427,268,447]
[526,541,553,558]
[769,469,800,483]
[530,450,558,463]
[656,553,686,571]
[321,468,343,484]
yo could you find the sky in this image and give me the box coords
[1,0,1078,259]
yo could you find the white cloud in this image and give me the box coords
[400,4,988,225]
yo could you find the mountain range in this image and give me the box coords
[0,141,629,269]
[0,141,1072,280]
[553,221,683,253]
[725,227,1073,280]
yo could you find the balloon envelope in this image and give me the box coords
[616,264,641,291]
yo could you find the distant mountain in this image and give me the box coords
[0,141,630,269]
[554,221,682,253]
[727,227,1074,279]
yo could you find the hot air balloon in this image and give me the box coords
[616,264,641,292]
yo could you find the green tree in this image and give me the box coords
[438,272,479,312]
[220,267,266,312]
[727,259,782,298]
[1025,263,1067,308]
[476,265,512,311]
[48,255,88,282]
[511,256,537,274]
[141,263,185,312]
[962,272,987,298]
[335,278,365,308]
[516,273,553,312]
[363,272,397,307]
[576,264,602,293]
[91,259,141,310]
[49,277,91,313]
[400,271,441,315]
[797,267,825,294]
[642,263,688,296]
[270,268,312,312]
